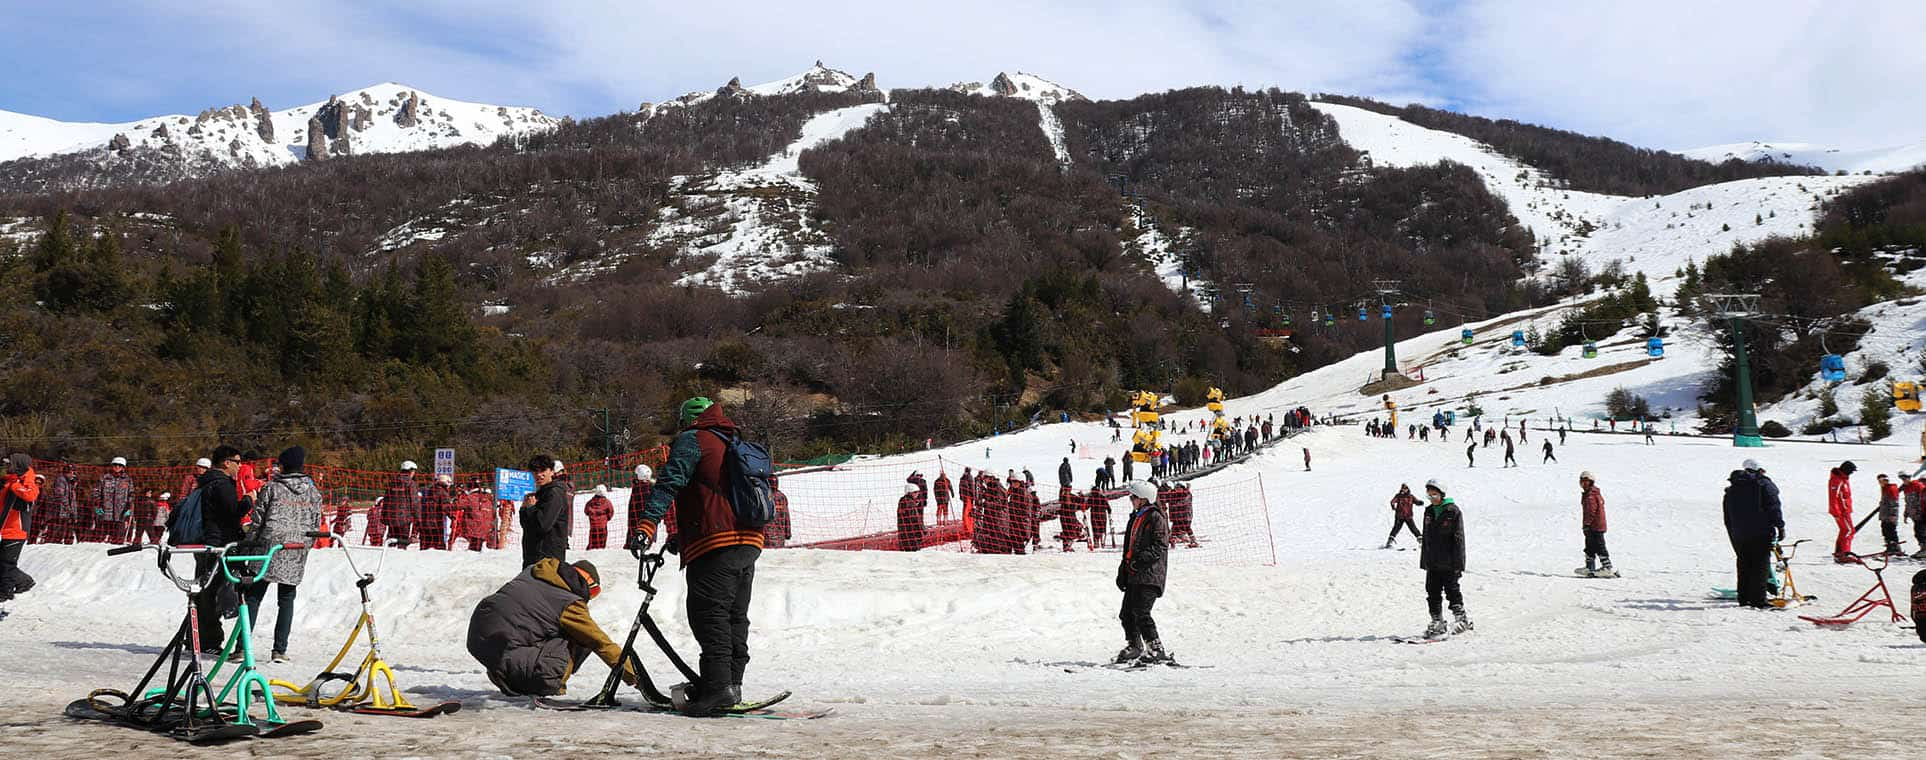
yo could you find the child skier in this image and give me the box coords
[1419,480,1469,638]
[1384,484,1421,549]
[1576,472,1615,577]
[1114,481,1170,664]
[1877,473,1902,555]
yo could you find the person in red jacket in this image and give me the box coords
[1057,488,1083,552]
[422,475,456,550]
[1087,487,1111,550]
[2,453,39,601]
[933,470,953,524]
[1829,461,1857,562]
[1577,472,1615,577]
[896,481,926,552]
[1904,473,1926,560]
[624,465,654,551]
[583,485,615,550]
[459,488,493,551]
[1385,484,1421,549]
[762,477,791,549]
[331,498,355,542]
[1876,473,1903,556]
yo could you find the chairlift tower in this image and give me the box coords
[1705,294,1765,447]
[1373,280,1403,377]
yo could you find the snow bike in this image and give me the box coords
[183,540,325,736]
[1768,540,1819,609]
[1800,552,1909,628]
[577,549,792,715]
[269,533,461,718]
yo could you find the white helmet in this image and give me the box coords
[635,464,654,482]
[553,461,565,474]
[160,492,171,500]
[195,457,213,469]
[400,460,419,471]
[595,484,609,495]
[905,483,920,494]
[1125,480,1158,501]
[111,456,128,466]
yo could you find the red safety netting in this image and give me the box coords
[778,455,1277,566]
[21,448,1277,566]
[22,448,667,552]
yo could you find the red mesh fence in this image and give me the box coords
[779,456,1277,566]
[23,448,667,551]
[22,448,1276,566]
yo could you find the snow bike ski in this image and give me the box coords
[1800,552,1909,628]
[65,543,261,744]
[270,533,461,718]
[580,550,790,715]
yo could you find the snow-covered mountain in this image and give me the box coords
[640,62,882,117]
[947,71,1087,104]
[0,82,556,175]
[1681,139,1926,175]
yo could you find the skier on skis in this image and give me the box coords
[1828,461,1856,562]
[1723,459,1783,608]
[1541,440,1556,464]
[1114,480,1171,665]
[1385,484,1420,548]
[1876,473,1902,555]
[466,558,639,698]
[1418,480,1470,638]
[1576,472,1615,577]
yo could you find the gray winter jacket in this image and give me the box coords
[1118,503,1170,591]
[248,473,324,586]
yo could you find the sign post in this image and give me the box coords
[434,448,455,480]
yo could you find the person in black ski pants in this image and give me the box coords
[1722,459,1784,608]
[1465,442,1476,468]
[1542,440,1556,464]
[1419,480,1470,637]
[1114,480,1170,665]
[1385,484,1421,548]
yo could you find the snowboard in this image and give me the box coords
[349,701,462,718]
[63,697,259,745]
[1913,569,1926,644]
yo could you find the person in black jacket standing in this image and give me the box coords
[1722,459,1784,608]
[1114,480,1171,665]
[520,454,570,568]
[191,445,246,654]
[1419,479,1470,638]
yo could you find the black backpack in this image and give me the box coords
[706,430,775,528]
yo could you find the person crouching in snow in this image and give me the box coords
[1419,480,1470,638]
[1577,472,1615,577]
[466,558,638,698]
[1385,484,1421,549]
[1114,480,1171,665]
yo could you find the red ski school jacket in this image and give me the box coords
[1580,485,1606,532]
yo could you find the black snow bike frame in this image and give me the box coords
[584,550,699,708]
[83,543,240,736]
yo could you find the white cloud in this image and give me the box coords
[1433,0,1926,150]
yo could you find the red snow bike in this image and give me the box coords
[1800,552,1910,628]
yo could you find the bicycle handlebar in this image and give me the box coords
[217,542,311,584]
[106,544,146,556]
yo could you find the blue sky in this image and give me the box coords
[3,0,1921,151]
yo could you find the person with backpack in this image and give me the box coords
[240,446,323,663]
[520,454,571,568]
[2,453,39,603]
[177,445,246,653]
[631,397,767,716]
[1113,480,1170,665]
[1723,459,1784,608]
[1418,480,1470,638]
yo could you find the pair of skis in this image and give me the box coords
[532,690,829,720]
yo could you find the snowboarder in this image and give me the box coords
[1,453,38,603]
[1418,480,1470,638]
[583,485,615,550]
[1114,480,1170,665]
[1576,472,1615,578]
[1829,461,1856,562]
[1465,442,1476,468]
[1385,484,1420,548]
[466,558,639,698]
[630,397,766,716]
[240,446,323,663]
[1541,440,1556,464]
[897,480,927,552]
[1723,459,1783,608]
[1877,473,1902,555]
[1502,436,1517,468]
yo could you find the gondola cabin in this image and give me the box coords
[1424,309,1436,326]
[1460,328,1474,345]
[1819,354,1847,384]
[1380,305,1393,320]
[1896,381,1922,413]
[1645,337,1664,357]
[1582,342,1599,359]
[1510,330,1526,347]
